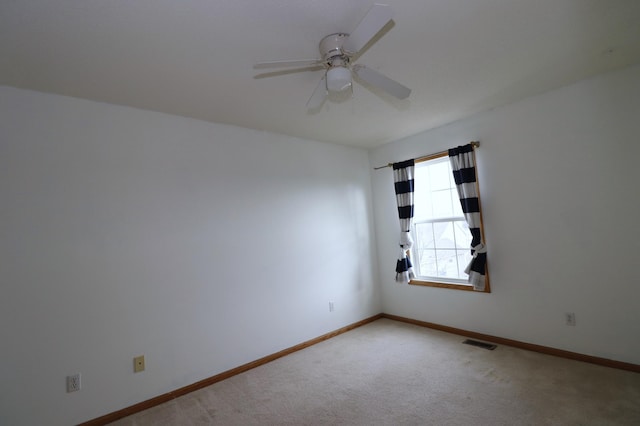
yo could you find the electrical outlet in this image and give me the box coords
[134,355,145,373]
[565,312,576,326]
[329,301,335,312]
[67,373,81,393]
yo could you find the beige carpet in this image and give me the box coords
[109,319,640,425]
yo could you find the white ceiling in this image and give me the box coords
[2,0,639,148]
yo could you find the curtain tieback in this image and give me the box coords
[471,243,487,257]
[398,231,413,256]
[464,243,487,275]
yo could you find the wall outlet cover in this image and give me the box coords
[565,312,576,326]
[67,373,81,392]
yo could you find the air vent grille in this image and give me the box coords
[463,339,497,350]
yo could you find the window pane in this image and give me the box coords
[429,161,451,191]
[457,251,473,279]
[418,249,438,277]
[453,220,472,249]
[433,221,456,249]
[451,193,464,217]
[415,222,435,248]
[435,249,458,278]
[431,189,454,218]
[414,163,430,183]
[413,190,432,222]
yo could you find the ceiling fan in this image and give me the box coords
[254,3,411,109]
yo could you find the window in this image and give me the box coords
[409,153,487,291]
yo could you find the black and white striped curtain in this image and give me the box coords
[448,144,487,291]
[393,159,415,283]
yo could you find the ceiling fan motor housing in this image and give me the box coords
[320,33,349,64]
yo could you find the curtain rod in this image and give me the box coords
[373,141,480,170]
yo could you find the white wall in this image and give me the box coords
[370,64,640,365]
[0,87,380,425]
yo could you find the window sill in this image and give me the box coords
[409,279,491,293]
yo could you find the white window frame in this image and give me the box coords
[408,153,489,292]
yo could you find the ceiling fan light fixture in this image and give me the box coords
[326,66,352,93]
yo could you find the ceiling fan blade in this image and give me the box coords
[343,4,394,55]
[306,74,328,109]
[353,64,411,99]
[254,59,323,69]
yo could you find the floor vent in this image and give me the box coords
[463,339,497,350]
